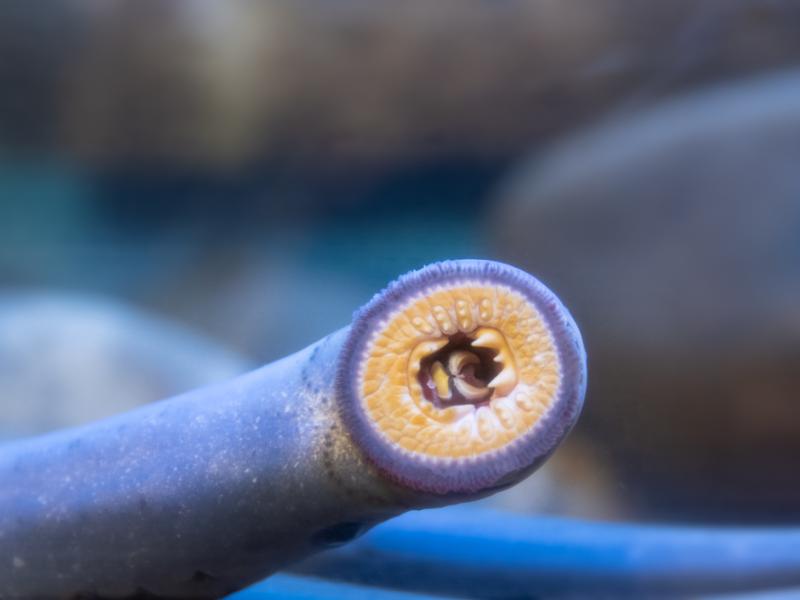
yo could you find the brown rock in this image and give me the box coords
[4,1,800,176]
[491,70,800,522]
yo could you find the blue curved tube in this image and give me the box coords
[290,506,800,597]
[228,574,444,600]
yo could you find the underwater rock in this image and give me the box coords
[0,292,251,440]
[492,70,800,521]
[4,1,800,178]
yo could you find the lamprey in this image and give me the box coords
[0,260,586,598]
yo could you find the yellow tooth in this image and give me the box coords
[456,298,474,331]
[433,305,456,334]
[447,350,479,376]
[411,316,434,335]
[471,327,504,350]
[493,399,516,430]
[472,327,518,397]
[409,339,448,368]
[479,297,493,321]
[431,361,452,400]
[488,367,517,397]
[407,338,449,402]
[515,391,540,413]
[453,377,490,401]
[475,407,496,442]
[455,419,473,445]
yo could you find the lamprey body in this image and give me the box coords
[0,260,586,598]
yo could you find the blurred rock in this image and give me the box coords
[484,435,629,521]
[0,292,251,440]
[491,70,800,522]
[3,1,800,179]
[145,248,373,364]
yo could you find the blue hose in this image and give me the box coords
[290,506,800,597]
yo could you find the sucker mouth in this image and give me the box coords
[344,259,585,481]
[339,259,586,494]
[360,277,564,460]
[417,330,518,408]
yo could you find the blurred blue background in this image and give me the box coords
[2,0,800,530]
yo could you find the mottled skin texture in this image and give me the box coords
[0,329,412,598]
[0,260,586,598]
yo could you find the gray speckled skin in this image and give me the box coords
[0,328,426,599]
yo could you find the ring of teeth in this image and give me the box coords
[358,282,561,459]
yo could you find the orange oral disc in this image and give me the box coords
[337,260,586,494]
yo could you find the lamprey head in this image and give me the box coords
[337,260,586,495]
